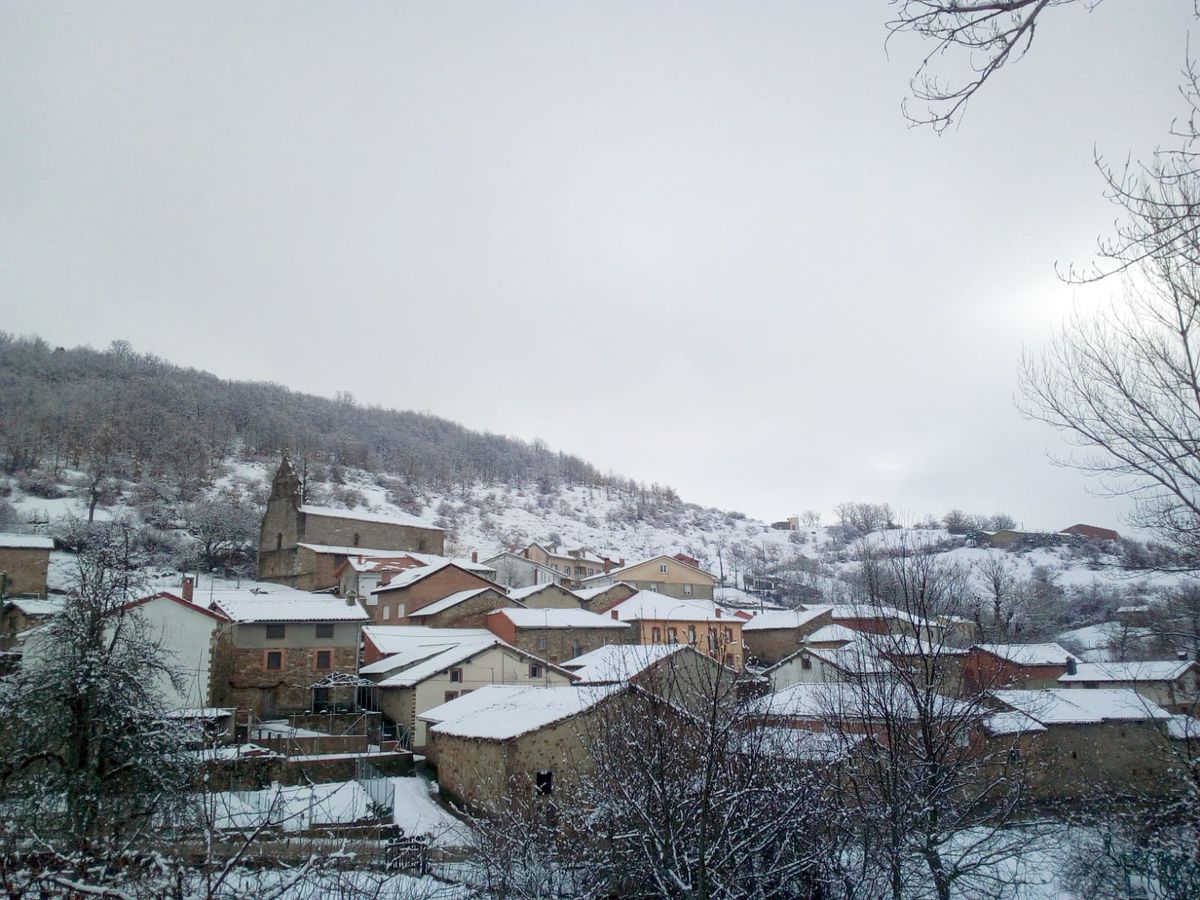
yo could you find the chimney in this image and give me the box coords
[381,572,392,586]
[619,558,625,567]
[1065,657,1077,676]
[182,576,194,604]
[716,608,722,618]
[1178,651,1189,661]
[610,610,619,620]
[522,548,529,559]
[472,550,479,563]
[604,559,612,574]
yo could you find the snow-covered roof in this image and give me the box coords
[607,591,730,623]
[490,607,630,630]
[370,562,495,594]
[749,727,866,762]
[1116,605,1151,614]
[1167,714,1200,741]
[1059,661,1195,683]
[572,582,635,600]
[528,543,608,565]
[407,587,501,619]
[560,643,688,683]
[422,683,622,741]
[0,534,54,550]
[360,625,492,656]
[753,681,968,722]
[793,642,893,676]
[2,597,65,616]
[743,606,832,632]
[374,640,502,687]
[506,583,576,602]
[982,710,1047,736]
[209,585,368,623]
[992,689,1170,724]
[974,643,1075,666]
[802,623,862,645]
[164,707,236,720]
[828,604,924,626]
[298,504,441,531]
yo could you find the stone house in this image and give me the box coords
[1,596,63,654]
[256,458,445,590]
[483,551,570,590]
[0,534,54,598]
[606,591,744,669]
[574,582,637,614]
[580,555,717,600]
[207,583,369,718]
[1061,523,1120,542]
[963,643,1077,692]
[368,562,501,623]
[405,587,516,629]
[420,682,631,809]
[763,642,893,691]
[485,607,632,664]
[561,643,731,716]
[336,549,497,601]
[506,583,581,609]
[363,639,575,750]
[742,606,834,666]
[988,689,1176,800]
[1057,660,1200,713]
[522,542,617,586]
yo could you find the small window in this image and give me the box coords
[666,628,677,644]
[382,606,390,620]
[315,623,334,639]
[537,636,547,650]
[315,650,332,670]
[801,656,813,670]
[275,533,283,551]
[352,532,360,546]
[572,639,582,657]
[444,690,459,703]
[660,563,669,574]
[265,624,285,640]
[449,668,463,683]
[266,651,282,671]
[652,627,662,643]
[724,627,733,643]
[684,584,693,595]
[529,663,544,679]
[688,626,697,644]
[535,770,554,796]
[724,653,734,667]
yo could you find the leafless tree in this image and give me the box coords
[973,555,1025,642]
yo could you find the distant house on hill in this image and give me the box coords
[963,643,1077,691]
[367,562,506,625]
[0,534,54,598]
[335,549,495,601]
[581,554,717,601]
[522,542,619,586]
[1061,523,1120,542]
[484,550,571,590]
[256,458,445,590]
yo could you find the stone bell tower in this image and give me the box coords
[257,457,304,584]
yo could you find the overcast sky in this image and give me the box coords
[1,2,1192,528]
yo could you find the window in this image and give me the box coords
[315,650,332,670]
[688,626,697,644]
[313,687,330,710]
[707,628,717,651]
[265,651,282,671]
[275,533,283,551]
[684,584,693,596]
[647,584,658,592]
[1008,747,1022,764]
[660,563,669,574]
[572,639,582,657]
[801,656,813,670]
[535,770,554,796]
[315,623,334,639]
[652,627,662,643]
[265,623,285,640]
[529,664,544,679]
[537,637,547,650]
[724,653,734,667]
[382,606,390,620]
[724,627,733,643]
[444,691,459,703]
[449,668,463,683]
[666,627,677,644]
[352,532,360,546]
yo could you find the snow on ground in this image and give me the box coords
[207,780,380,832]
[392,776,468,847]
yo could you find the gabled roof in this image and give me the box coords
[581,554,715,584]
[298,504,441,531]
[125,591,230,623]
[370,562,495,595]
[373,639,575,689]
[992,689,1170,724]
[974,643,1074,666]
[802,623,861,645]
[752,680,969,722]
[607,591,730,624]
[769,641,893,677]
[744,606,832,632]
[560,643,692,683]
[526,543,608,565]
[482,551,564,577]
[1058,661,1196,684]
[208,585,367,623]
[828,604,924,626]
[360,624,493,657]
[0,534,54,550]
[506,583,578,602]
[421,683,622,741]
[573,582,636,601]
[408,587,506,619]
[2,597,65,617]
[489,607,630,630]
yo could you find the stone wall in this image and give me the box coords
[744,614,832,666]
[219,642,359,717]
[518,586,582,609]
[0,547,50,597]
[408,588,513,629]
[374,566,496,622]
[578,584,637,614]
[504,625,632,666]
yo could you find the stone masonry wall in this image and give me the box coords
[0,547,50,597]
